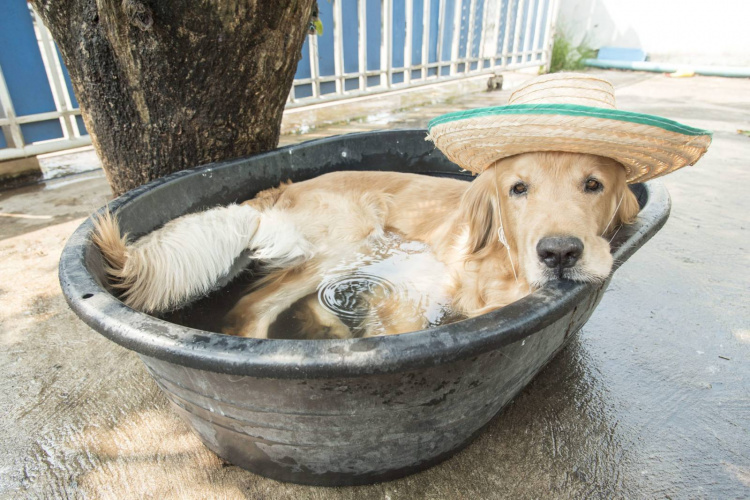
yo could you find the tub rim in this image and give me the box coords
[58,130,671,379]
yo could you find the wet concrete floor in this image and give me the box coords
[0,71,748,498]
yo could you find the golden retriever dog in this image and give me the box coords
[94,152,640,339]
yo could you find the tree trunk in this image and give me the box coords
[31,0,315,195]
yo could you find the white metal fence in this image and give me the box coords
[0,0,558,161]
[287,0,559,107]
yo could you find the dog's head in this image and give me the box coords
[461,152,640,287]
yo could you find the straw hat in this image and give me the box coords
[427,73,712,183]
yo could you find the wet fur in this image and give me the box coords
[94,152,640,338]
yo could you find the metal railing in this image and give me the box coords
[288,0,558,107]
[0,0,558,161]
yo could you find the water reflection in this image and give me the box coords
[269,232,461,339]
[164,232,463,339]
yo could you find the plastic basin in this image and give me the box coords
[59,130,671,486]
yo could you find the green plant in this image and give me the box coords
[547,33,597,73]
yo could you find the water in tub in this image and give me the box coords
[161,231,463,339]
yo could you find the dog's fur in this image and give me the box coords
[94,152,640,338]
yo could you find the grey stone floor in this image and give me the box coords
[1,71,748,498]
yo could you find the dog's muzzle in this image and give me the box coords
[536,236,584,279]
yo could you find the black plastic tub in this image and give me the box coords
[59,130,670,486]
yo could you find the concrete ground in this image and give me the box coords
[1,70,748,499]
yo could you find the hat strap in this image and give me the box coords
[494,178,519,284]
[602,194,624,237]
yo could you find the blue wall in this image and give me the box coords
[0,0,88,149]
[0,1,63,144]
[291,0,524,95]
[2,0,546,148]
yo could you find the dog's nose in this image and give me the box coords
[536,236,584,272]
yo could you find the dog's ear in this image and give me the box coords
[461,173,498,254]
[617,186,640,225]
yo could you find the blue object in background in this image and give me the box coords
[294,39,312,80]
[516,0,530,63]
[428,0,440,76]
[2,0,547,146]
[440,0,456,75]
[342,0,360,91]
[293,31,313,98]
[366,0,381,72]
[411,0,424,79]
[295,83,313,99]
[457,0,470,59]
[597,46,647,62]
[391,0,406,84]
[470,0,486,70]
[317,0,336,78]
[525,0,538,61]
[505,0,518,65]
[342,2,360,72]
[392,1,406,68]
[0,0,63,144]
[366,0,381,87]
[316,0,336,95]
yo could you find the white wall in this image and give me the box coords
[557,0,750,65]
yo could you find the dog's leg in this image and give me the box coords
[361,293,429,337]
[223,265,323,338]
[291,295,352,340]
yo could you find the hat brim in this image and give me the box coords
[427,104,712,183]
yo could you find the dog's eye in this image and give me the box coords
[584,178,603,192]
[510,182,528,196]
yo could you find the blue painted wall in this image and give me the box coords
[342,1,360,90]
[516,0,530,63]
[2,0,547,147]
[0,0,64,145]
[471,0,486,70]
[410,0,424,79]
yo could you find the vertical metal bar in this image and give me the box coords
[465,0,476,72]
[449,0,461,75]
[358,0,367,89]
[476,0,489,67]
[33,9,78,140]
[380,0,392,87]
[282,0,559,108]
[490,0,512,68]
[386,0,393,87]
[404,0,413,85]
[436,0,445,75]
[530,0,544,59]
[333,0,345,94]
[421,0,431,79]
[309,35,321,98]
[521,0,535,61]
[0,65,24,149]
[542,0,560,70]
[511,0,526,63]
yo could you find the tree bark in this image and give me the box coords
[31,0,315,195]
